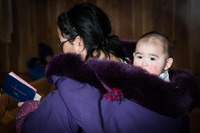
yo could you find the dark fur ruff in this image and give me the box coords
[46,53,198,118]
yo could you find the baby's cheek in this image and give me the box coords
[149,66,159,75]
[133,62,139,66]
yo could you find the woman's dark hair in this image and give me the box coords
[57,2,125,60]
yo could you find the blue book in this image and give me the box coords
[2,72,41,102]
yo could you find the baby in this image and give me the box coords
[133,31,173,82]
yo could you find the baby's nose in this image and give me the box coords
[141,61,148,67]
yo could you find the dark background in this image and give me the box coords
[0,0,200,86]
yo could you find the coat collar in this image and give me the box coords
[46,53,198,118]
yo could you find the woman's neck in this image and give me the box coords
[92,50,122,62]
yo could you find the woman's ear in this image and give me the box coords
[74,36,85,53]
[164,58,173,70]
[73,36,87,60]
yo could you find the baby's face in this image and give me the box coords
[133,39,171,76]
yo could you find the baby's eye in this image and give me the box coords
[136,55,142,59]
[150,57,156,61]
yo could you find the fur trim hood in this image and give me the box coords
[46,53,198,118]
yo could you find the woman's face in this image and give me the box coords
[57,28,77,54]
[57,28,87,60]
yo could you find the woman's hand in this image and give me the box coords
[17,102,24,107]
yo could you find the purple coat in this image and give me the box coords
[18,53,198,133]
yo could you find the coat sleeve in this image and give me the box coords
[16,101,40,133]
[17,89,81,133]
[57,77,105,133]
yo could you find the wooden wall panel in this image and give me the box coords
[0,0,200,83]
[13,0,33,73]
[132,0,143,39]
[0,0,14,73]
[97,0,121,36]
[190,0,200,74]
[117,0,133,39]
[158,0,174,37]
[152,0,162,31]
[142,0,154,32]
[174,0,190,68]
[97,0,134,39]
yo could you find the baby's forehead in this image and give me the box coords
[137,37,167,53]
[139,36,164,45]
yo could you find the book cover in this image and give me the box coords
[2,72,41,102]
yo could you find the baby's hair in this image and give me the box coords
[137,31,173,58]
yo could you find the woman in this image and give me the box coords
[16,2,197,133]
